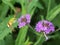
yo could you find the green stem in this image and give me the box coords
[40,15,44,20]
[47,0,51,16]
[34,34,42,45]
[34,33,45,45]
[43,32,48,40]
[15,26,28,45]
[28,24,40,36]
[22,4,26,15]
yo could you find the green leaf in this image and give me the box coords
[0,35,14,45]
[15,0,25,5]
[52,14,60,27]
[0,28,11,40]
[0,16,13,40]
[28,0,38,13]
[42,0,56,8]
[15,26,28,45]
[46,4,60,21]
[34,33,45,45]
[36,2,44,9]
[0,40,5,45]
[42,0,49,8]
[30,7,36,15]
[24,37,33,45]
[0,4,9,21]
[5,35,14,45]
[2,0,16,13]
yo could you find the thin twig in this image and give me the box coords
[28,24,40,36]
[43,32,48,41]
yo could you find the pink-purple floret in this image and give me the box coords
[35,20,55,34]
[18,14,30,28]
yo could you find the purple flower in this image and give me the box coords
[35,20,55,34]
[18,14,30,28]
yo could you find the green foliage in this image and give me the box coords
[24,37,33,45]
[0,0,60,45]
[52,14,60,27]
[46,4,60,21]
[4,35,14,45]
[2,0,16,12]
[34,33,45,45]
[0,34,14,45]
[15,26,28,45]
[0,16,13,40]
[0,3,9,21]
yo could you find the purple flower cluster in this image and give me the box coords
[18,14,30,28]
[18,14,55,34]
[35,20,55,34]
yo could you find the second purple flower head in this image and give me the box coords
[35,20,55,34]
